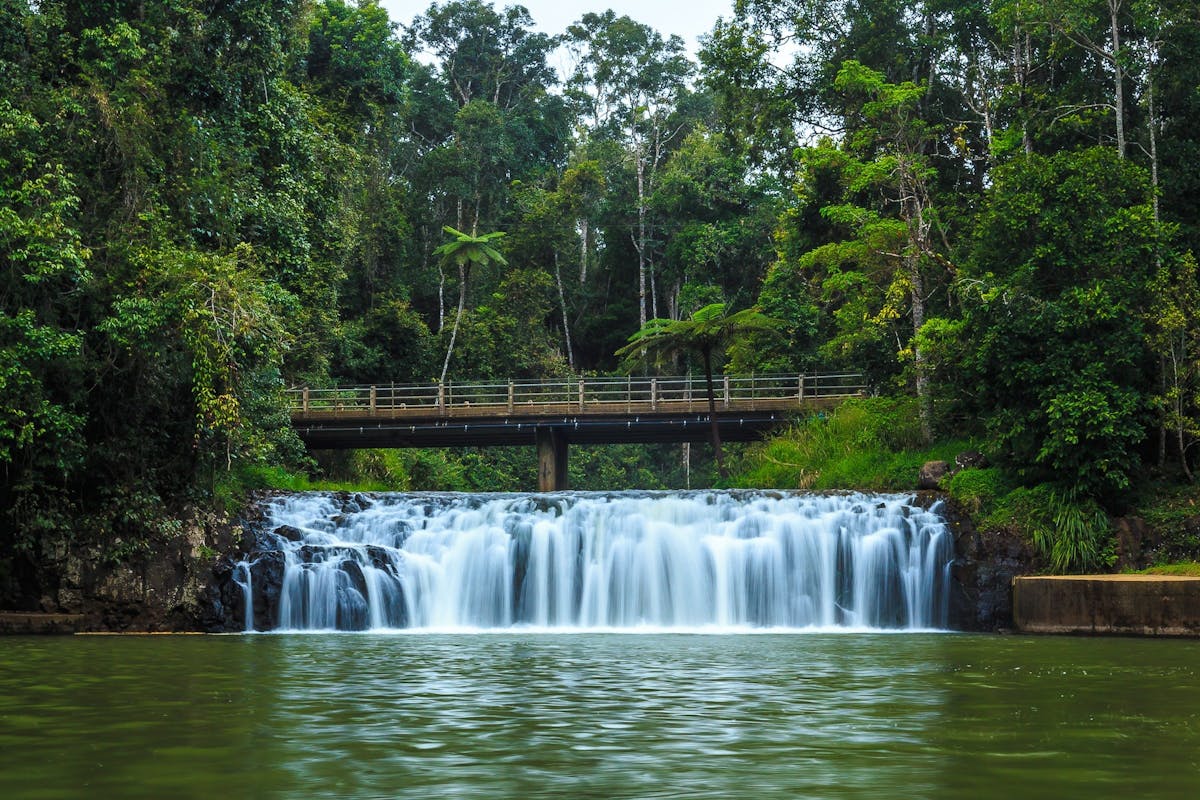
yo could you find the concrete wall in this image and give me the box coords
[1013,576,1200,636]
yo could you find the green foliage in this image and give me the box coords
[961,148,1160,498]
[980,485,1112,573]
[3,0,1200,604]
[944,468,1014,515]
[1137,563,1200,577]
[733,397,967,490]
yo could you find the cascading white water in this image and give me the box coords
[250,491,954,632]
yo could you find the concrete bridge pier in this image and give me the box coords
[536,427,568,492]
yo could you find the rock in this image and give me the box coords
[341,559,368,598]
[273,525,304,542]
[365,546,398,571]
[336,585,369,631]
[248,551,285,631]
[954,451,990,470]
[1113,517,1154,570]
[918,461,950,490]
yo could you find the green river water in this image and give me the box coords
[1,633,1198,799]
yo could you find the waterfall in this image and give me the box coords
[242,491,954,632]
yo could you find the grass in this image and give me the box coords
[1136,562,1200,577]
[732,396,1121,573]
[733,396,975,492]
[212,463,394,512]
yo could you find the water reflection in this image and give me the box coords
[1,634,1198,798]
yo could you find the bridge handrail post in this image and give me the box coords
[370,385,376,415]
[437,381,445,416]
[651,378,657,411]
[578,378,585,412]
[723,375,730,409]
[507,381,514,413]
[302,387,309,414]
[799,374,805,404]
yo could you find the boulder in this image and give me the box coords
[954,450,990,470]
[1113,517,1155,570]
[273,524,304,542]
[918,461,950,490]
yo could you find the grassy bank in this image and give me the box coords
[733,397,1199,574]
[731,397,973,491]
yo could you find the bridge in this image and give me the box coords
[289,372,865,490]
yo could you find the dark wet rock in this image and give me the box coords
[365,546,398,571]
[924,495,1036,632]
[203,556,244,632]
[252,528,286,552]
[336,586,369,631]
[207,548,286,632]
[273,525,304,542]
[1113,517,1157,570]
[918,461,950,490]
[341,559,368,599]
[955,451,990,470]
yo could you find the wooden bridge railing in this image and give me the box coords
[288,372,866,417]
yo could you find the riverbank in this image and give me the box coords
[1,482,1195,636]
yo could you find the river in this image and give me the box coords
[2,632,1198,798]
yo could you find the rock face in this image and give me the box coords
[918,461,950,490]
[205,528,288,633]
[1113,517,1157,571]
[913,492,1036,631]
[0,502,250,633]
[954,451,990,470]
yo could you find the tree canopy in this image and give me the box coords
[2,0,1199,593]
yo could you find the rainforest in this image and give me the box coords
[2,0,1199,616]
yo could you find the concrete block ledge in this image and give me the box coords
[1013,575,1200,637]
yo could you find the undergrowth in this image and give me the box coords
[734,396,1119,573]
[733,397,972,491]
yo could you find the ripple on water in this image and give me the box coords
[1,633,1199,798]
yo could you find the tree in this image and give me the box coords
[433,225,508,383]
[567,11,694,329]
[832,60,948,442]
[960,147,1159,498]
[616,303,782,476]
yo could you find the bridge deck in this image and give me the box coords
[289,373,863,449]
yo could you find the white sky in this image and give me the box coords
[377,0,738,54]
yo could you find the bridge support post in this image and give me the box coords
[536,427,568,492]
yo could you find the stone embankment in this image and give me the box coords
[1013,575,1200,636]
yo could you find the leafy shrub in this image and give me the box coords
[945,468,1012,513]
[734,396,971,490]
[984,485,1111,572]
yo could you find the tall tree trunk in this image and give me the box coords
[1176,333,1195,482]
[907,194,934,443]
[1018,28,1033,155]
[579,218,589,284]
[439,263,468,385]
[1150,45,1165,466]
[1109,0,1125,158]
[909,251,933,444]
[636,156,647,329]
[702,346,726,478]
[554,251,574,368]
[650,258,658,320]
[1159,355,1168,468]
